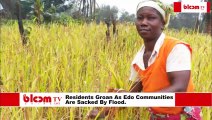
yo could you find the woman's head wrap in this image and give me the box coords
[136,0,174,27]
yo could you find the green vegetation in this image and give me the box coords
[0,22,211,120]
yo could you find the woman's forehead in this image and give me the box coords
[137,6,159,15]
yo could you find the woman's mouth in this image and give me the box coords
[140,28,150,31]
[139,28,150,34]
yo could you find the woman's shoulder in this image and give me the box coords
[165,36,180,42]
[164,36,189,45]
[163,36,192,53]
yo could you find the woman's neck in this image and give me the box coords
[143,33,162,52]
[143,38,157,52]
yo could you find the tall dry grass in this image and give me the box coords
[0,22,211,120]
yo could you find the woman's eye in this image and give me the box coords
[137,16,143,20]
[148,17,156,20]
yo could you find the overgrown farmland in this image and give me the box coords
[0,22,211,120]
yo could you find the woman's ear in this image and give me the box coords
[161,24,165,30]
[161,21,165,30]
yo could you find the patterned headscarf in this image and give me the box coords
[136,0,174,27]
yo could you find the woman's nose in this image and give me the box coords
[140,18,148,25]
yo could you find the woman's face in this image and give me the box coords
[135,7,164,41]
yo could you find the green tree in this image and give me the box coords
[119,11,135,22]
[169,13,199,30]
[0,0,76,22]
[202,0,211,35]
[0,0,17,18]
[0,0,28,45]
[95,5,118,23]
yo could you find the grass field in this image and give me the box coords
[0,22,211,120]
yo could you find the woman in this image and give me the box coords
[129,0,202,120]
[87,0,202,119]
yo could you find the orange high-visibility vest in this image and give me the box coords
[133,36,194,114]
